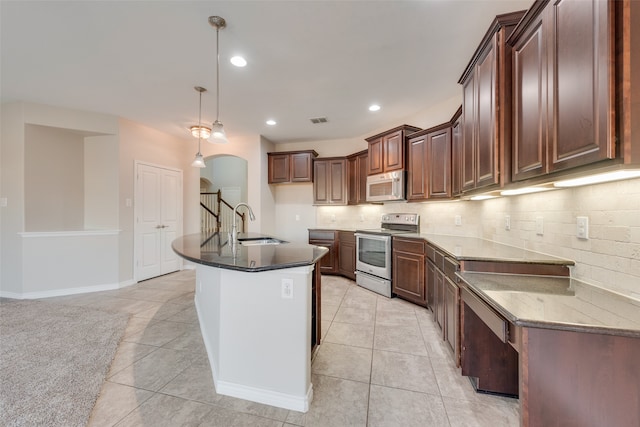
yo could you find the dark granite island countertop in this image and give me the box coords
[458,271,640,338]
[172,232,329,272]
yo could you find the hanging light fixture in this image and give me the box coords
[207,15,229,144]
[191,86,207,168]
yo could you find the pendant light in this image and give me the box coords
[207,16,229,144]
[191,86,207,168]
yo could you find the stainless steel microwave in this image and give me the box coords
[366,171,405,202]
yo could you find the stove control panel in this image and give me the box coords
[381,213,420,226]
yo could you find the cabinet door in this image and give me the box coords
[268,154,290,183]
[407,135,427,201]
[475,37,500,189]
[384,130,404,172]
[435,268,445,330]
[329,159,347,205]
[357,153,368,203]
[291,152,313,182]
[338,232,356,280]
[347,156,358,205]
[444,275,459,363]
[368,137,384,175]
[313,161,329,204]
[451,116,462,196]
[549,0,614,172]
[512,12,547,181]
[392,250,426,306]
[426,259,435,311]
[427,127,452,199]
[462,75,477,191]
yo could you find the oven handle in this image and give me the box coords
[355,233,391,242]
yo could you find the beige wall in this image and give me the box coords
[25,124,85,231]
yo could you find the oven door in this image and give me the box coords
[355,232,392,280]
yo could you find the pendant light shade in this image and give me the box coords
[191,86,207,168]
[207,16,229,144]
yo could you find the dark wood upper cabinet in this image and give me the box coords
[313,158,347,205]
[406,116,456,202]
[509,0,615,181]
[267,150,318,184]
[459,11,525,193]
[347,150,368,205]
[451,107,463,197]
[366,125,421,175]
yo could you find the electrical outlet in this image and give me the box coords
[505,215,511,231]
[0,198,7,208]
[535,216,544,235]
[360,214,365,222]
[576,216,589,239]
[281,279,293,299]
[295,214,300,221]
[330,214,336,222]
[454,215,462,226]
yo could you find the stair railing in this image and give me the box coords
[200,191,246,233]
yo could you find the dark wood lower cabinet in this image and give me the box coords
[308,229,339,274]
[392,237,426,306]
[338,231,356,280]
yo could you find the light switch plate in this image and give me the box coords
[576,216,589,239]
[454,215,462,226]
[505,215,511,231]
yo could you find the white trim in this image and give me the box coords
[19,229,121,238]
[0,278,138,300]
[216,380,312,413]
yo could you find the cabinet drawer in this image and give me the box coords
[434,250,445,271]
[339,231,355,244]
[444,257,459,280]
[309,230,337,241]
[393,238,425,254]
[462,288,508,343]
[426,244,436,263]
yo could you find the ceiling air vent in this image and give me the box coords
[309,117,328,124]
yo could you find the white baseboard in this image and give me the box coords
[0,278,139,300]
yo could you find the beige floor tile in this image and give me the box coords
[108,341,158,377]
[115,287,188,303]
[320,320,332,341]
[167,291,196,306]
[374,324,428,356]
[430,357,479,402]
[114,393,213,427]
[370,350,440,395]
[442,395,520,427]
[134,302,190,321]
[124,319,192,347]
[162,327,207,353]
[108,347,195,391]
[312,342,372,383]
[333,305,375,325]
[285,374,369,427]
[198,404,284,427]
[320,303,339,322]
[216,394,290,423]
[367,384,450,427]
[166,305,199,323]
[323,321,374,349]
[160,360,223,405]
[375,306,420,327]
[88,381,154,427]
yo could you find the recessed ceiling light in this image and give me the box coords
[230,56,247,67]
[369,104,381,112]
[266,119,277,126]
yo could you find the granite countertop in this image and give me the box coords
[458,271,640,338]
[172,232,329,272]
[405,233,574,266]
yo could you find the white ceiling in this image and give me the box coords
[1,0,532,144]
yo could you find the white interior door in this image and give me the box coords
[136,163,183,281]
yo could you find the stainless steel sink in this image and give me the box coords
[237,237,287,246]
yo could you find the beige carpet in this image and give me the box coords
[0,298,129,427]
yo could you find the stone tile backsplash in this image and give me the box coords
[315,177,640,301]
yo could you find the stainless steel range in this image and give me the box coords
[354,213,420,297]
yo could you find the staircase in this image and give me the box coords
[200,190,246,234]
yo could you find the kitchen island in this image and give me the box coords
[172,232,328,412]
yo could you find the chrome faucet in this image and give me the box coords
[230,202,256,244]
